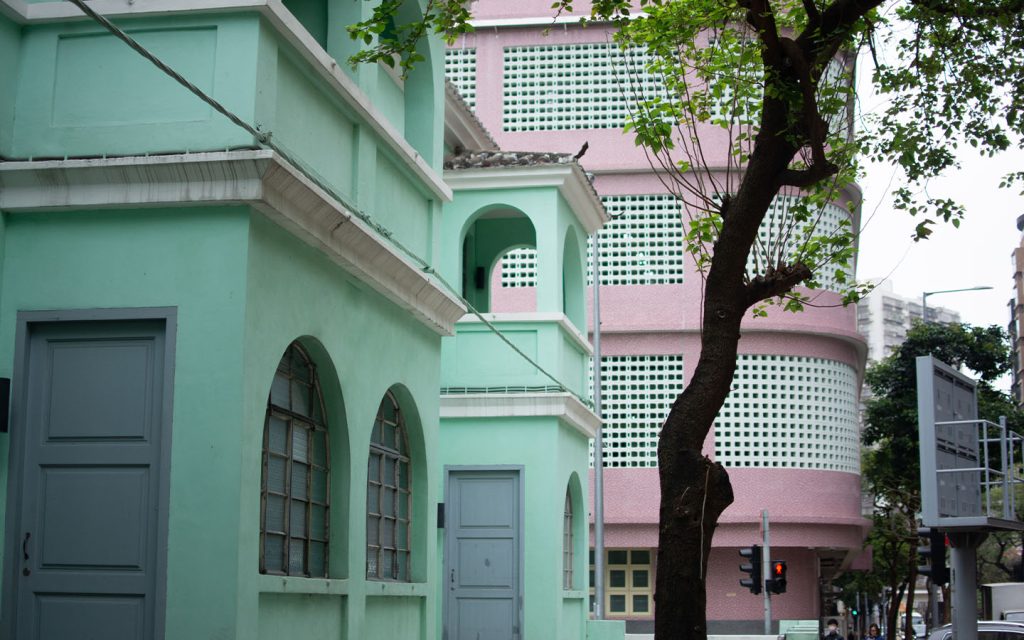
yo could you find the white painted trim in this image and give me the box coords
[444,164,608,233]
[444,84,498,152]
[0,0,27,22]
[439,392,600,439]
[468,14,645,29]
[456,312,592,355]
[6,0,452,202]
[0,151,466,335]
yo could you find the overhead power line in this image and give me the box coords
[63,0,593,408]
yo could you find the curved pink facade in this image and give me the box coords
[451,8,869,632]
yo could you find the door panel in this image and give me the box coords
[445,470,521,640]
[11,320,168,640]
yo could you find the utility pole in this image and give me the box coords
[763,509,772,635]
[592,230,605,619]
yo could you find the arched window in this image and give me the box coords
[367,390,411,581]
[563,487,574,589]
[260,343,330,577]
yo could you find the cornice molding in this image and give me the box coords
[439,392,599,439]
[443,164,608,234]
[0,0,451,202]
[0,150,466,335]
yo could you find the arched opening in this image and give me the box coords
[366,383,427,583]
[259,337,349,578]
[460,206,537,313]
[565,471,585,591]
[562,227,586,331]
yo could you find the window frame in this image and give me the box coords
[590,548,654,617]
[366,390,412,582]
[563,488,574,590]
[259,342,331,578]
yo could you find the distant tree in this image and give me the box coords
[863,321,1024,636]
[348,1,1024,637]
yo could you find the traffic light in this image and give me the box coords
[739,545,762,594]
[917,527,949,585]
[767,560,787,594]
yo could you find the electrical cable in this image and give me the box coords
[64,0,593,407]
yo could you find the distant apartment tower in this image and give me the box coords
[857,280,961,363]
[1011,215,1024,405]
[447,3,869,633]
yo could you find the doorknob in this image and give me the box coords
[21,532,30,576]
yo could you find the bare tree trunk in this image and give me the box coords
[653,125,804,638]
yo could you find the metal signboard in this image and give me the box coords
[917,355,1024,531]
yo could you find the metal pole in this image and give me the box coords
[949,532,987,640]
[1001,416,1011,520]
[928,582,939,637]
[763,509,772,635]
[592,231,605,619]
[922,292,929,324]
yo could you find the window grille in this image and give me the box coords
[500,194,688,288]
[367,390,412,581]
[563,489,574,590]
[590,355,685,468]
[260,342,330,577]
[500,248,538,288]
[445,48,477,111]
[502,42,668,131]
[712,354,860,472]
[590,549,654,617]
[590,195,686,285]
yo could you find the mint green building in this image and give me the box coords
[0,1,622,639]
[438,152,609,640]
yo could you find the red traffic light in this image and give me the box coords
[767,560,787,594]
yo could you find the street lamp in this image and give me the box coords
[921,286,993,323]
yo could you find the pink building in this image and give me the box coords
[446,3,870,633]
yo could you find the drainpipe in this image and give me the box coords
[593,230,605,619]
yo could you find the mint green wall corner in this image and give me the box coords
[235,214,442,640]
[253,16,438,269]
[586,619,626,640]
[0,206,253,640]
[11,15,261,159]
[0,15,21,157]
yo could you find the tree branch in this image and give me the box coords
[744,261,813,306]
[803,0,822,27]
[779,159,840,187]
[740,0,785,69]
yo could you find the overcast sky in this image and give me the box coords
[854,48,1023,332]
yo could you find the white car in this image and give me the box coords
[927,620,1024,640]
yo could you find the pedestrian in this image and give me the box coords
[824,619,843,640]
[866,623,885,640]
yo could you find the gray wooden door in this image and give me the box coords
[444,469,522,640]
[11,319,169,640]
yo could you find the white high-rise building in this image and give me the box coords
[857,280,960,363]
